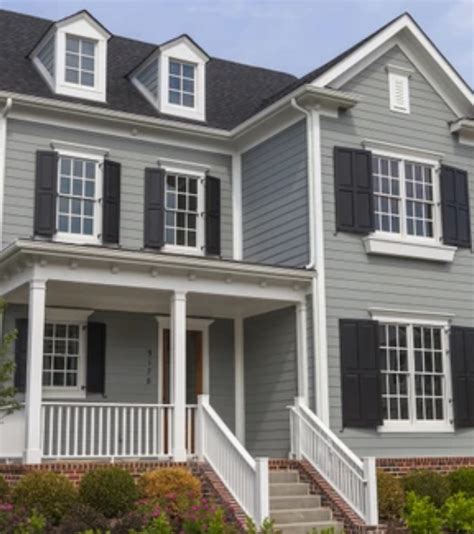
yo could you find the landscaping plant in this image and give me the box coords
[448,468,474,499]
[79,467,138,518]
[442,492,474,533]
[402,469,451,508]
[0,300,20,416]
[404,491,443,534]
[0,475,9,502]
[138,467,201,501]
[377,470,405,521]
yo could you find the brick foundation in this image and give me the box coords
[377,456,474,477]
[0,460,246,532]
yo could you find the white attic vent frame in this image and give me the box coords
[386,64,413,114]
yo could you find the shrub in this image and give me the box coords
[448,468,474,498]
[13,472,77,524]
[138,467,201,501]
[0,475,9,502]
[442,492,474,533]
[402,469,450,508]
[377,470,405,520]
[57,503,109,534]
[404,491,443,534]
[79,467,138,518]
[129,513,173,534]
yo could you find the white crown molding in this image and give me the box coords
[50,139,109,157]
[362,139,444,163]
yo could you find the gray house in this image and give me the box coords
[0,8,472,530]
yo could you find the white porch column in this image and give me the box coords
[24,279,46,464]
[234,317,245,444]
[171,290,187,461]
[296,300,309,404]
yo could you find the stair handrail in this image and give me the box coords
[289,397,378,526]
[196,395,269,527]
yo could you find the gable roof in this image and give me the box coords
[0,9,471,132]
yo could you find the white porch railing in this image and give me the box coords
[41,402,176,459]
[196,395,268,527]
[289,398,378,525]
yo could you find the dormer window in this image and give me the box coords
[30,10,110,103]
[169,60,195,107]
[65,36,96,87]
[132,35,209,122]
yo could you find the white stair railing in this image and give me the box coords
[289,397,378,525]
[41,402,174,459]
[196,395,268,527]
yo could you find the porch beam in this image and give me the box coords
[296,300,309,404]
[171,290,187,461]
[234,317,245,444]
[24,279,46,464]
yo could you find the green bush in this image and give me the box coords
[56,503,109,534]
[402,469,450,508]
[0,475,9,502]
[13,471,77,524]
[404,491,443,534]
[448,468,474,498]
[442,492,474,533]
[79,467,138,518]
[377,470,405,520]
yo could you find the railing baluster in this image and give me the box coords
[82,406,87,456]
[57,406,63,458]
[65,406,71,457]
[90,407,95,457]
[98,407,103,457]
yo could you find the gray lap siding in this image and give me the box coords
[321,46,474,456]
[3,119,233,257]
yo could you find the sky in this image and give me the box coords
[0,0,473,87]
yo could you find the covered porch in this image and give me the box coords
[0,240,313,466]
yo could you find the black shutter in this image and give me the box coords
[34,151,58,237]
[144,168,165,249]
[102,160,121,245]
[14,319,28,393]
[440,166,471,248]
[87,322,106,394]
[205,175,221,256]
[451,326,474,428]
[334,147,374,234]
[340,319,382,428]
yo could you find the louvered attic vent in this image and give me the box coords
[386,64,412,114]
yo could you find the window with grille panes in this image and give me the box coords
[379,321,451,429]
[164,173,203,250]
[65,35,96,87]
[373,155,439,240]
[168,60,195,108]
[43,323,82,390]
[57,155,101,242]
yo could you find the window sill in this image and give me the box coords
[42,388,86,400]
[54,233,101,246]
[363,234,457,262]
[377,423,454,434]
[162,244,204,257]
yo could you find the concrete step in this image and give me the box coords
[270,494,321,510]
[273,521,344,534]
[271,507,332,524]
[269,482,309,496]
[269,470,300,484]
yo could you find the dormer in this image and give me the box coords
[132,35,209,122]
[31,10,111,102]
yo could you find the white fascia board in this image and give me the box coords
[0,240,313,285]
[159,35,209,63]
[311,15,473,107]
[55,11,111,40]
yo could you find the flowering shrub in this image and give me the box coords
[0,504,47,534]
[138,468,201,501]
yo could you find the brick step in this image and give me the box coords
[270,494,322,510]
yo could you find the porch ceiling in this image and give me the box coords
[6,280,293,318]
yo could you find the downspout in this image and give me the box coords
[0,97,12,251]
[291,98,330,425]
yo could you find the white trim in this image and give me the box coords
[362,139,443,163]
[232,153,243,260]
[369,307,455,325]
[158,157,210,174]
[363,234,457,262]
[385,64,414,77]
[0,98,12,250]
[234,316,245,444]
[51,140,109,157]
[450,119,474,147]
[388,70,410,114]
[296,300,309,404]
[311,15,472,107]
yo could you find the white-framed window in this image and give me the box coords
[168,59,196,108]
[374,312,453,432]
[65,35,96,87]
[373,154,439,241]
[54,147,103,245]
[164,171,204,253]
[42,309,91,399]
